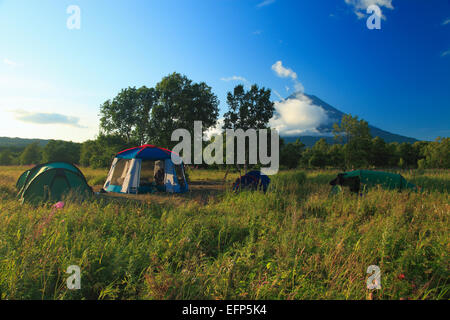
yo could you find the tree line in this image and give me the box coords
[280,114,449,169]
[281,136,449,170]
[0,72,448,169]
[2,131,448,170]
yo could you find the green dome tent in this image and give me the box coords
[16,169,31,191]
[329,170,417,194]
[16,162,92,204]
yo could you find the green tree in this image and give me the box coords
[298,148,312,168]
[397,142,416,168]
[327,144,344,168]
[223,84,274,130]
[80,134,130,168]
[150,72,219,149]
[308,138,329,168]
[333,114,371,144]
[280,138,305,169]
[20,142,42,165]
[223,84,274,173]
[135,86,156,145]
[386,142,400,167]
[0,149,13,165]
[100,86,156,144]
[370,137,389,167]
[412,141,429,166]
[423,137,450,168]
[41,140,81,164]
[80,140,98,167]
[333,114,372,168]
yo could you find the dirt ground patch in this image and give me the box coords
[92,180,229,206]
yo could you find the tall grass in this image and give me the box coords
[0,166,448,299]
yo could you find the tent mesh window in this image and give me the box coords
[140,160,165,187]
[174,165,185,188]
[111,159,131,186]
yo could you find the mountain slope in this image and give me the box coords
[0,137,50,151]
[282,93,418,146]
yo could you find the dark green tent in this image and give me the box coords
[16,162,92,204]
[16,169,31,190]
[329,170,417,194]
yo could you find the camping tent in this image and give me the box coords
[329,170,417,194]
[16,162,92,204]
[103,144,188,194]
[16,169,31,190]
[232,170,271,193]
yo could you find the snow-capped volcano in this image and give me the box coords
[273,92,417,146]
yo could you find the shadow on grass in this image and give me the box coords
[0,185,17,200]
[410,176,450,193]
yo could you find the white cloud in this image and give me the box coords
[344,0,394,19]
[0,74,100,142]
[271,61,297,80]
[221,76,248,82]
[269,61,329,136]
[206,93,331,138]
[216,62,330,138]
[443,18,450,26]
[3,58,23,67]
[355,10,366,19]
[204,118,224,140]
[271,61,304,92]
[12,110,87,128]
[256,0,275,8]
[269,93,329,136]
[441,50,450,57]
[220,76,250,87]
[272,90,285,101]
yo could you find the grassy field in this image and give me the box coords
[0,166,448,300]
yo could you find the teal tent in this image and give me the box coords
[16,169,31,190]
[16,162,92,204]
[329,170,417,194]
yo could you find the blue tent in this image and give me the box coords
[103,145,188,194]
[232,170,270,193]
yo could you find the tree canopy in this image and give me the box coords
[41,140,81,164]
[223,84,274,130]
[222,84,275,173]
[151,73,219,148]
[19,142,42,165]
[333,114,372,168]
[100,73,219,149]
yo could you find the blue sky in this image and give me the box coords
[0,0,449,142]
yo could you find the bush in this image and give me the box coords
[42,140,81,164]
[19,142,42,165]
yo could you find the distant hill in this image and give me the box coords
[281,93,418,147]
[0,137,50,151]
[282,135,339,146]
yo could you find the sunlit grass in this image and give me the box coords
[0,166,448,299]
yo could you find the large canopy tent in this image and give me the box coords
[103,144,188,194]
[329,170,418,194]
[16,162,92,204]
